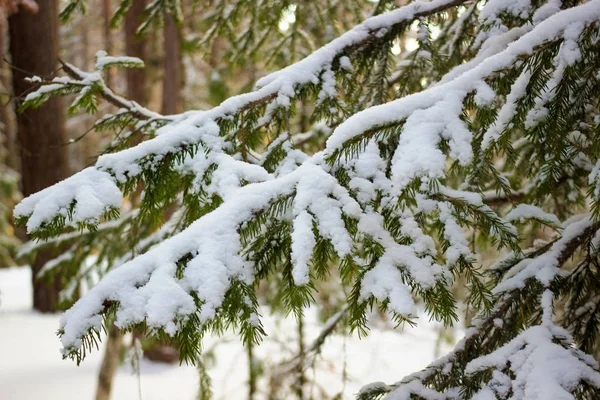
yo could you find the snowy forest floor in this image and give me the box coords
[0,266,454,400]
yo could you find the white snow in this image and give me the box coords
[95,50,145,71]
[178,148,273,201]
[494,216,595,294]
[466,322,600,399]
[290,210,316,285]
[506,204,562,228]
[56,161,365,354]
[438,202,472,266]
[24,83,67,102]
[14,168,122,233]
[479,0,532,25]
[358,211,444,306]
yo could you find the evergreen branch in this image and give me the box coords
[361,218,600,397]
[59,60,167,122]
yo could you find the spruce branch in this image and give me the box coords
[58,60,166,122]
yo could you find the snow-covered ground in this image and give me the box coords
[0,266,450,399]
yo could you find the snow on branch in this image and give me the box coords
[14,168,122,237]
[494,216,599,294]
[58,162,363,360]
[359,214,600,399]
[93,0,465,175]
[506,203,562,229]
[58,151,490,360]
[94,50,145,71]
[466,292,600,399]
[58,59,164,122]
[324,0,600,160]
[18,0,597,241]
[14,1,600,387]
[22,51,161,123]
[15,0,465,236]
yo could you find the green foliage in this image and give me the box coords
[110,0,132,28]
[61,0,186,32]
[59,0,88,23]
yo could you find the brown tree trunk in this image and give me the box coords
[9,0,69,312]
[102,0,113,88]
[161,13,182,115]
[95,324,124,400]
[124,0,147,104]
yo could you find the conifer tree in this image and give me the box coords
[14,0,600,398]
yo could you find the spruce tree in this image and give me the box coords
[14,0,600,398]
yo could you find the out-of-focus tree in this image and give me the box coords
[8,0,70,312]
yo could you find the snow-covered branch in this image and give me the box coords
[13,1,600,397]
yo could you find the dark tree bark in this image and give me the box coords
[161,13,182,115]
[124,0,147,104]
[9,0,69,312]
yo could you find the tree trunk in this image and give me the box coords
[161,13,182,115]
[294,314,305,399]
[248,341,257,400]
[124,0,147,104]
[9,0,68,312]
[102,0,113,87]
[95,324,124,400]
